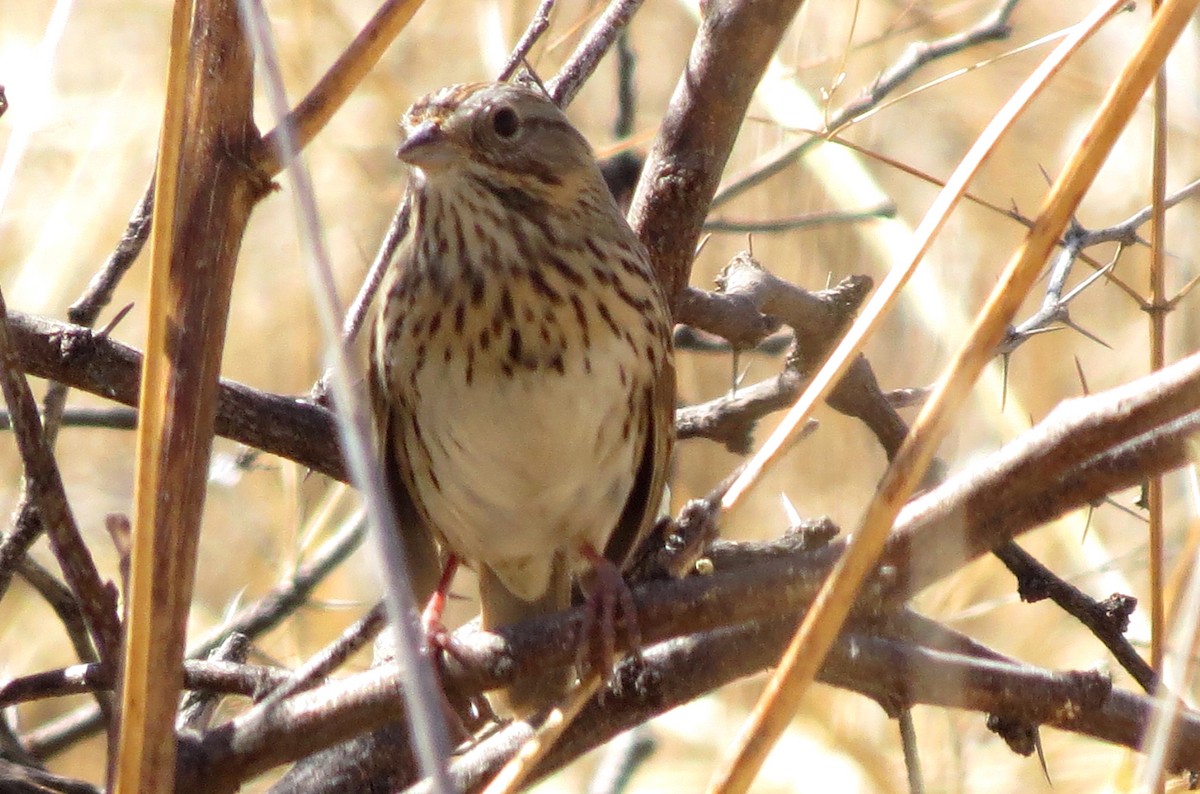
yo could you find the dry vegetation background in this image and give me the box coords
[1,0,1198,791]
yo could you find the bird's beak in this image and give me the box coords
[396,120,453,170]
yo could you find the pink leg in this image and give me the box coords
[421,554,459,653]
[576,543,642,678]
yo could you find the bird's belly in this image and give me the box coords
[405,342,641,600]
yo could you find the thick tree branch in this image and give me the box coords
[628,0,810,302]
[8,312,344,481]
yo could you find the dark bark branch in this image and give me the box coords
[0,292,122,669]
[628,0,810,303]
[0,758,100,794]
[8,312,344,481]
[679,255,906,461]
[993,542,1154,692]
[886,353,1200,597]
[1,658,289,709]
[0,406,138,431]
[675,369,806,454]
[402,620,1184,793]
[548,0,645,108]
[675,287,781,349]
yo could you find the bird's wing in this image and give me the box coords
[602,352,675,571]
[369,328,444,604]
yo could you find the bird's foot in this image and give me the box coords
[575,543,642,682]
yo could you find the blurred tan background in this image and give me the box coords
[1,0,1198,790]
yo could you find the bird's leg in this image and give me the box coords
[419,554,494,732]
[421,553,460,653]
[576,543,642,679]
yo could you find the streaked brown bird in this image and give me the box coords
[370,81,674,715]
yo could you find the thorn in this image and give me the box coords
[97,302,135,339]
[1060,316,1112,350]
[735,360,752,390]
[1061,255,1116,304]
[1000,353,1010,411]
[1034,730,1052,786]
[778,492,802,528]
[522,58,551,99]
[1167,270,1200,308]
[1135,482,1150,511]
[1073,356,1090,395]
[1102,495,1149,524]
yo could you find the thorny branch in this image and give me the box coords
[1002,176,1200,355]
[7,311,345,480]
[713,0,1024,207]
[10,354,1193,790]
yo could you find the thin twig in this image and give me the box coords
[14,557,100,671]
[0,287,121,666]
[41,180,154,445]
[499,0,556,81]
[703,203,896,234]
[1003,176,1200,354]
[256,602,387,708]
[993,542,1155,692]
[0,406,138,431]
[547,0,647,107]
[713,0,1023,207]
[342,206,408,345]
[898,709,925,794]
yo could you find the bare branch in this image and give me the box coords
[628,0,810,302]
[547,0,646,108]
[0,290,121,668]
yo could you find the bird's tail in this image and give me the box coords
[479,554,572,717]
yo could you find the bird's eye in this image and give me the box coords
[491,106,520,139]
